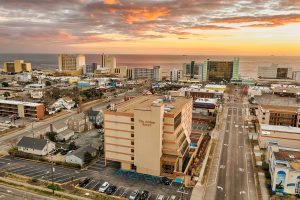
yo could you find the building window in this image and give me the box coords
[131,149,134,153]
[131,157,134,160]
[131,141,134,145]
[131,126,134,130]
[131,134,134,137]
[131,118,134,122]
[262,117,265,120]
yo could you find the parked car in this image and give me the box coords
[99,182,110,193]
[139,190,149,200]
[105,185,117,195]
[161,177,170,185]
[129,190,139,200]
[156,195,164,200]
[79,178,90,187]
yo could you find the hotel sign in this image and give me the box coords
[139,119,155,127]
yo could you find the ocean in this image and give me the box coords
[1,54,300,79]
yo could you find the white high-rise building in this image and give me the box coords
[58,54,85,72]
[170,69,183,82]
[153,66,161,81]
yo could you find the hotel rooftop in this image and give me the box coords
[112,95,191,115]
[274,148,300,170]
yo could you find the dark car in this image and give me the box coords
[61,149,68,155]
[105,185,117,195]
[79,178,91,187]
[139,190,149,200]
[161,177,170,185]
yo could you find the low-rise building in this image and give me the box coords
[258,124,300,149]
[85,108,103,126]
[67,113,93,133]
[0,99,45,119]
[258,64,292,79]
[17,136,55,156]
[56,129,74,142]
[266,143,300,195]
[103,95,193,178]
[65,146,97,166]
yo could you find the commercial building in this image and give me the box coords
[128,67,161,80]
[170,69,183,82]
[58,54,85,73]
[256,104,300,127]
[202,57,239,82]
[293,71,300,83]
[0,99,45,119]
[103,95,193,178]
[84,63,97,75]
[258,64,292,79]
[266,143,300,195]
[3,60,32,73]
[258,124,300,149]
[100,54,116,72]
[182,61,203,80]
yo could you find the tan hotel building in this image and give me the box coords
[103,95,193,178]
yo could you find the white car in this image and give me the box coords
[99,182,109,193]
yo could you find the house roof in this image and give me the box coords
[68,146,97,160]
[57,129,74,136]
[17,136,48,150]
[85,108,100,117]
[52,120,67,130]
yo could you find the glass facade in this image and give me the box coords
[207,61,233,82]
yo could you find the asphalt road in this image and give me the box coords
[204,93,257,200]
[0,184,54,200]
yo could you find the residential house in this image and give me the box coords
[67,113,93,133]
[17,136,55,156]
[43,121,74,142]
[84,108,103,126]
[65,146,97,166]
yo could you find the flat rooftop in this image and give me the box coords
[114,95,191,115]
[261,124,300,134]
[0,99,43,107]
[255,94,300,108]
[274,149,300,170]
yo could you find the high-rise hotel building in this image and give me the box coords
[103,95,193,178]
[58,54,85,74]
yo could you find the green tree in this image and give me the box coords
[1,82,9,87]
[84,152,93,164]
[45,132,57,142]
[68,141,77,150]
[3,91,10,97]
[45,80,52,86]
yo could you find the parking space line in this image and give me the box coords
[32,171,50,178]
[11,167,34,173]
[92,180,102,190]
[22,169,48,177]
[84,180,95,189]
[121,188,128,197]
[53,174,72,181]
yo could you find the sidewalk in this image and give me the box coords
[258,172,270,200]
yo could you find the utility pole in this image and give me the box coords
[51,154,54,194]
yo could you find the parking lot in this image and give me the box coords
[0,156,87,183]
[0,156,192,199]
[78,177,190,200]
[192,121,209,132]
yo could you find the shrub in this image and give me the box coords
[47,184,62,191]
[262,161,269,171]
[265,170,271,179]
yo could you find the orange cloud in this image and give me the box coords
[189,25,236,30]
[213,14,300,27]
[103,0,120,5]
[122,7,170,24]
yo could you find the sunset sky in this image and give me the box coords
[0,0,300,55]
